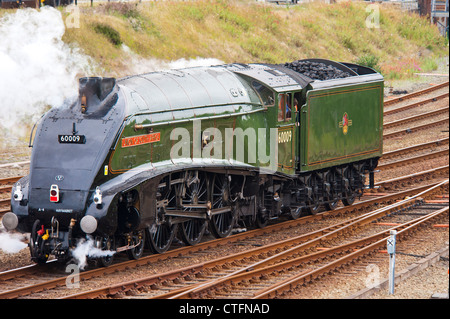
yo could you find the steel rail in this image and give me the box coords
[0,177,444,285]
[252,205,449,299]
[0,261,57,282]
[189,204,449,299]
[383,117,449,140]
[383,81,449,107]
[60,181,446,299]
[0,161,30,169]
[166,180,448,299]
[1,172,447,299]
[377,148,448,171]
[374,165,449,190]
[0,176,22,186]
[154,204,449,299]
[380,137,449,161]
[384,92,449,116]
[383,106,449,130]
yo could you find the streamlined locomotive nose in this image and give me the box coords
[8,76,125,263]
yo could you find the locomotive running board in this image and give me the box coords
[164,206,232,219]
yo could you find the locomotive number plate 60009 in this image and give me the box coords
[58,135,86,144]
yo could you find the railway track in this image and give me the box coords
[252,204,448,299]
[384,92,449,117]
[383,81,449,107]
[0,178,446,299]
[380,137,448,161]
[0,179,446,299]
[59,180,447,299]
[377,148,448,171]
[383,106,448,131]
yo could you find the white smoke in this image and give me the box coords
[121,44,223,74]
[0,7,94,143]
[0,232,27,254]
[70,236,116,270]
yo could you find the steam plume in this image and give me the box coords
[70,236,115,270]
[0,231,27,254]
[0,7,94,144]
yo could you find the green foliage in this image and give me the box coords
[215,6,251,32]
[420,57,439,72]
[355,54,381,73]
[94,23,123,46]
[181,6,206,22]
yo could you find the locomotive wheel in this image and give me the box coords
[255,208,269,228]
[149,177,179,253]
[324,171,339,211]
[342,193,356,206]
[208,174,235,238]
[127,230,145,260]
[342,167,357,206]
[97,236,115,267]
[178,172,208,246]
[325,199,339,210]
[306,201,320,215]
[147,223,178,254]
[289,206,304,219]
[305,174,321,215]
[179,219,207,246]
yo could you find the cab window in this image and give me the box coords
[251,81,275,107]
[278,93,292,122]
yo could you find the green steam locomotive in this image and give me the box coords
[6,59,383,265]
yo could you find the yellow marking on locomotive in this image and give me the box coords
[278,130,292,144]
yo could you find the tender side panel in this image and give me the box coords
[300,81,383,172]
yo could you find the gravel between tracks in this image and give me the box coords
[366,251,449,299]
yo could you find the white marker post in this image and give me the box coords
[387,230,397,295]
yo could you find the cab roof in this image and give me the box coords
[225,63,312,93]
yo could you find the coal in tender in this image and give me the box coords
[283,60,352,81]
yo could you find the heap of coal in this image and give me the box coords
[284,60,352,81]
